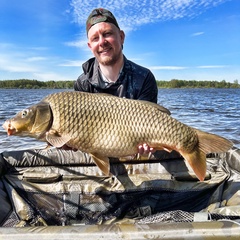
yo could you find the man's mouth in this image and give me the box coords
[99,47,111,55]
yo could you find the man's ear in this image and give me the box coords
[120,30,125,45]
[87,42,92,50]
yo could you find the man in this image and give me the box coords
[74,8,158,154]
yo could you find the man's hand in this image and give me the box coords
[138,143,155,155]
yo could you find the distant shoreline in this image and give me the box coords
[0,79,239,89]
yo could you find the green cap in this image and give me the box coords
[86,8,119,33]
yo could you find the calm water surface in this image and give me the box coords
[0,88,239,153]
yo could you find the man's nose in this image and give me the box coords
[99,35,107,46]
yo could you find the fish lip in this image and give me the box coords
[2,120,9,131]
[7,127,17,136]
[2,120,17,136]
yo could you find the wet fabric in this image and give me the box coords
[0,147,240,227]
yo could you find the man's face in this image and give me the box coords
[87,22,125,66]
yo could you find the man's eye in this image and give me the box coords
[92,37,99,42]
[104,32,112,37]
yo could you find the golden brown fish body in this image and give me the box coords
[2,91,233,181]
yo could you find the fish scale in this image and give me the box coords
[43,92,197,156]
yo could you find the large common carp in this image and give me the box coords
[2,91,232,181]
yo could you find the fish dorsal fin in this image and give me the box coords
[139,100,171,115]
[96,93,112,97]
[46,130,71,148]
[90,153,110,176]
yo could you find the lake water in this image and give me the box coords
[0,88,239,153]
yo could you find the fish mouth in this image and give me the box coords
[2,120,17,136]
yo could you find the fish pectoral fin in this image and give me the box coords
[180,149,207,182]
[46,130,71,148]
[90,153,110,176]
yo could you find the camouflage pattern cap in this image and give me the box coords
[86,8,120,33]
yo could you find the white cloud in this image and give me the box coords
[191,32,204,37]
[65,39,88,49]
[28,47,49,51]
[26,57,47,62]
[197,65,228,69]
[150,66,188,70]
[151,64,239,82]
[0,55,38,73]
[0,43,46,73]
[0,44,63,79]
[70,0,229,32]
[33,72,69,81]
[149,65,228,71]
[59,60,84,67]
[0,42,15,48]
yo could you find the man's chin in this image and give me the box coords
[99,56,117,66]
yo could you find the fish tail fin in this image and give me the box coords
[195,129,233,154]
[180,149,207,181]
[180,130,233,181]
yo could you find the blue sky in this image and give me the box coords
[0,0,239,82]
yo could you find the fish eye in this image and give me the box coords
[21,109,29,118]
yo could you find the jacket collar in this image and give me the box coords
[82,56,129,86]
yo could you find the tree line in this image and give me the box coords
[0,78,239,89]
[156,79,239,88]
[0,79,74,89]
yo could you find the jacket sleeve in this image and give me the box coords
[74,58,97,92]
[138,71,158,103]
[74,74,92,92]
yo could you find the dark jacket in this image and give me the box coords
[74,56,158,103]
